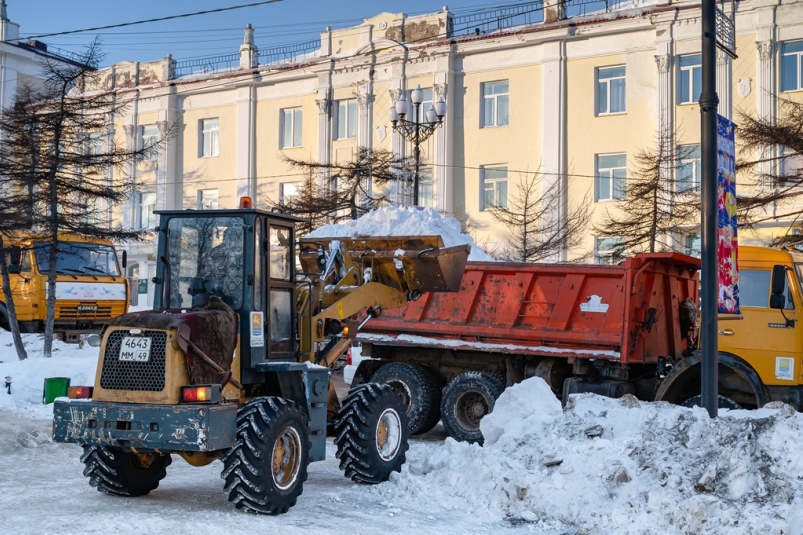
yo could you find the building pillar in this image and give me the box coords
[236,85,257,201]
[433,81,453,214]
[315,89,332,188]
[541,41,567,261]
[122,123,138,230]
[155,120,170,211]
[716,49,732,120]
[655,54,674,202]
[388,87,407,205]
[756,40,775,182]
[355,84,373,198]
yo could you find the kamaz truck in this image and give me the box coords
[52,200,468,514]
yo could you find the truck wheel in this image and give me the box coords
[81,445,171,497]
[370,362,442,435]
[681,394,743,410]
[334,383,410,484]
[440,372,506,445]
[221,397,310,515]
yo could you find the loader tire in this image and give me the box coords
[81,445,171,497]
[681,394,742,410]
[440,372,506,445]
[221,397,310,515]
[370,362,442,435]
[334,383,409,484]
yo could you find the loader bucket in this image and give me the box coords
[298,236,469,293]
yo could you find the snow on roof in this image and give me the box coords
[306,206,495,262]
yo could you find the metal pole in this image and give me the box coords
[413,104,421,206]
[700,0,719,418]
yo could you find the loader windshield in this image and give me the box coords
[165,216,245,309]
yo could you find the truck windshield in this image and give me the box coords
[166,216,245,309]
[34,242,121,277]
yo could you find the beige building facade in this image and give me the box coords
[86,0,803,303]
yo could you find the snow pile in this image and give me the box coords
[307,206,494,261]
[379,377,800,534]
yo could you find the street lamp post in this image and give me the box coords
[388,84,447,206]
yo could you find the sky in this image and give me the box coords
[8,0,536,67]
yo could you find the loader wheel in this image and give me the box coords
[221,397,310,515]
[440,372,506,445]
[370,362,442,435]
[681,394,742,410]
[334,383,410,484]
[81,445,171,497]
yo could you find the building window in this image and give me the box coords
[684,233,701,257]
[198,189,219,210]
[418,168,433,208]
[782,41,803,92]
[677,144,701,192]
[679,55,702,104]
[200,118,219,157]
[335,99,357,140]
[596,237,625,265]
[279,182,301,205]
[139,192,157,229]
[142,124,158,161]
[482,81,509,127]
[84,197,101,225]
[780,145,803,185]
[88,132,102,156]
[281,108,303,148]
[597,66,626,115]
[410,88,434,123]
[481,166,508,210]
[596,153,627,201]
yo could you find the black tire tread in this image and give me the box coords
[440,371,506,445]
[81,445,171,497]
[371,362,442,435]
[220,396,310,515]
[334,383,410,484]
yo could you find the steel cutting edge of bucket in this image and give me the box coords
[297,236,470,293]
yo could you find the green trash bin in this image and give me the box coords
[43,377,71,404]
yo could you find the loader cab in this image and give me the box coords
[153,206,302,378]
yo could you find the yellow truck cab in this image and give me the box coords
[712,245,803,405]
[0,233,128,342]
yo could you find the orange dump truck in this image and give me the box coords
[352,248,803,443]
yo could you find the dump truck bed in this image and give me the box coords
[356,253,700,365]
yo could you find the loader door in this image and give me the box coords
[248,216,268,366]
[266,222,295,360]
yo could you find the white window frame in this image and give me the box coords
[200,118,219,158]
[595,153,627,201]
[279,182,301,206]
[482,81,510,128]
[480,166,509,211]
[280,108,303,149]
[410,88,434,124]
[141,124,158,161]
[88,131,103,156]
[781,41,803,93]
[596,66,627,115]
[678,54,702,105]
[595,237,625,265]
[684,233,701,257]
[334,99,357,140]
[138,192,157,229]
[676,144,701,193]
[418,167,433,208]
[198,189,219,210]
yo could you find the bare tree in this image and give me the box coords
[736,97,803,246]
[0,40,174,357]
[270,147,415,232]
[487,171,591,262]
[594,130,700,257]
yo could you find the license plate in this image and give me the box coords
[78,305,98,312]
[119,337,152,362]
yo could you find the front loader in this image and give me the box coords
[52,202,468,514]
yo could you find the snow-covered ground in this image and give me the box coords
[307,206,495,262]
[2,335,801,534]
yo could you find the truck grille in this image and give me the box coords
[57,303,113,320]
[99,330,167,391]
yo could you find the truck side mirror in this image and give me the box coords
[7,265,20,275]
[771,265,786,296]
[770,293,785,310]
[121,250,127,271]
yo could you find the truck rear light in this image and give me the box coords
[346,348,352,366]
[180,384,222,403]
[67,386,93,399]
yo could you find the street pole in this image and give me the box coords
[700,0,719,418]
[413,119,421,206]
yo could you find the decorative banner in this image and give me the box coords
[717,114,740,315]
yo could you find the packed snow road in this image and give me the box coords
[0,407,525,535]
